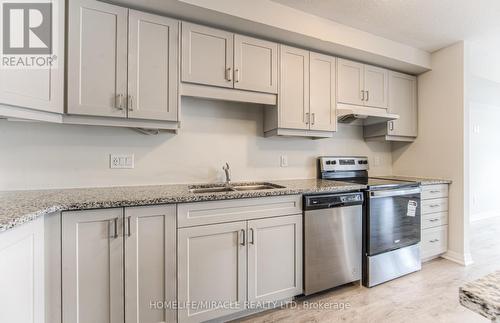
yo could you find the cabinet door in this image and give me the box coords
[67,0,128,117]
[181,22,233,88]
[125,205,176,323]
[0,0,64,114]
[178,221,247,323]
[309,52,336,132]
[233,35,278,93]
[0,217,45,323]
[337,58,364,106]
[128,11,179,121]
[388,72,417,137]
[62,208,124,323]
[247,215,303,303]
[364,65,389,108]
[279,45,310,130]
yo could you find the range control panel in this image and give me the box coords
[319,156,369,172]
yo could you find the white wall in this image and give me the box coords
[392,42,471,265]
[0,97,392,190]
[467,35,500,222]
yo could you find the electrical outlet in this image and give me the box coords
[110,154,134,169]
[280,155,288,167]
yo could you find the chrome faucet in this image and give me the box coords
[222,162,231,185]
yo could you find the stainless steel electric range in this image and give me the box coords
[311,156,422,288]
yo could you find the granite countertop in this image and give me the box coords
[371,175,452,186]
[0,179,365,233]
[460,271,500,321]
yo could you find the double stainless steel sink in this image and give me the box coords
[189,182,285,194]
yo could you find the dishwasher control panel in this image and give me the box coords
[304,192,364,210]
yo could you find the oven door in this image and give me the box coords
[366,186,421,256]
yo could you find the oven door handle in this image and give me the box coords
[370,187,421,198]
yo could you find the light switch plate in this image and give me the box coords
[110,154,134,169]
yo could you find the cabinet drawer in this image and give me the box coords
[422,212,448,229]
[422,184,448,200]
[177,195,302,228]
[421,198,448,214]
[421,226,447,259]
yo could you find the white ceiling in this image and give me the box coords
[271,0,500,52]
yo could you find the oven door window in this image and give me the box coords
[367,192,421,255]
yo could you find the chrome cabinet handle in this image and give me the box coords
[226,67,232,81]
[311,113,315,125]
[429,204,440,208]
[305,112,310,125]
[115,94,124,110]
[430,190,441,194]
[126,216,131,237]
[249,228,255,245]
[109,218,119,239]
[389,121,394,131]
[234,69,240,83]
[361,90,365,101]
[366,90,369,101]
[128,95,133,111]
[429,239,440,243]
[429,218,439,222]
[240,229,246,246]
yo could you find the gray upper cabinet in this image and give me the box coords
[278,45,310,130]
[264,46,336,137]
[364,65,389,108]
[337,58,364,106]
[337,58,388,109]
[181,22,279,95]
[234,35,278,93]
[68,0,179,122]
[128,10,179,121]
[0,0,64,116]
[364,71,417,141]
[181,22,234,88]
[388,72,418,137]
[309,52,337,132]
[62,208,125,323]
[67,0,128,117]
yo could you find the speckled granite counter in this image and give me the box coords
[0,179,365,233]
[460,271,500,321]
[371,175,452,186]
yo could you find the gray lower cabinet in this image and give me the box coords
[177,221,247,323]
[62,205,176,323]
[177,212,302,323]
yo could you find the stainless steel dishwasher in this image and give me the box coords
[303,192,363,295]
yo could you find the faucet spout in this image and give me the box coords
[222,162,231,185]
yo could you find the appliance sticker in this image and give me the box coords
[407,200,418,217]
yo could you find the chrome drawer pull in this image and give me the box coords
[429,239,440,243]
[240,229,246,246]
[429,218,440,222]
[429,204,440,208]
[429,190,441,193]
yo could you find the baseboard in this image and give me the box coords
[470,211,500,223]
[442,250,474,266]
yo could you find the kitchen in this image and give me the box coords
[0,0,498,323]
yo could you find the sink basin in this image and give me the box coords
[189,186,234,194]
[232,184,284,191]
[188,182,285,194]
